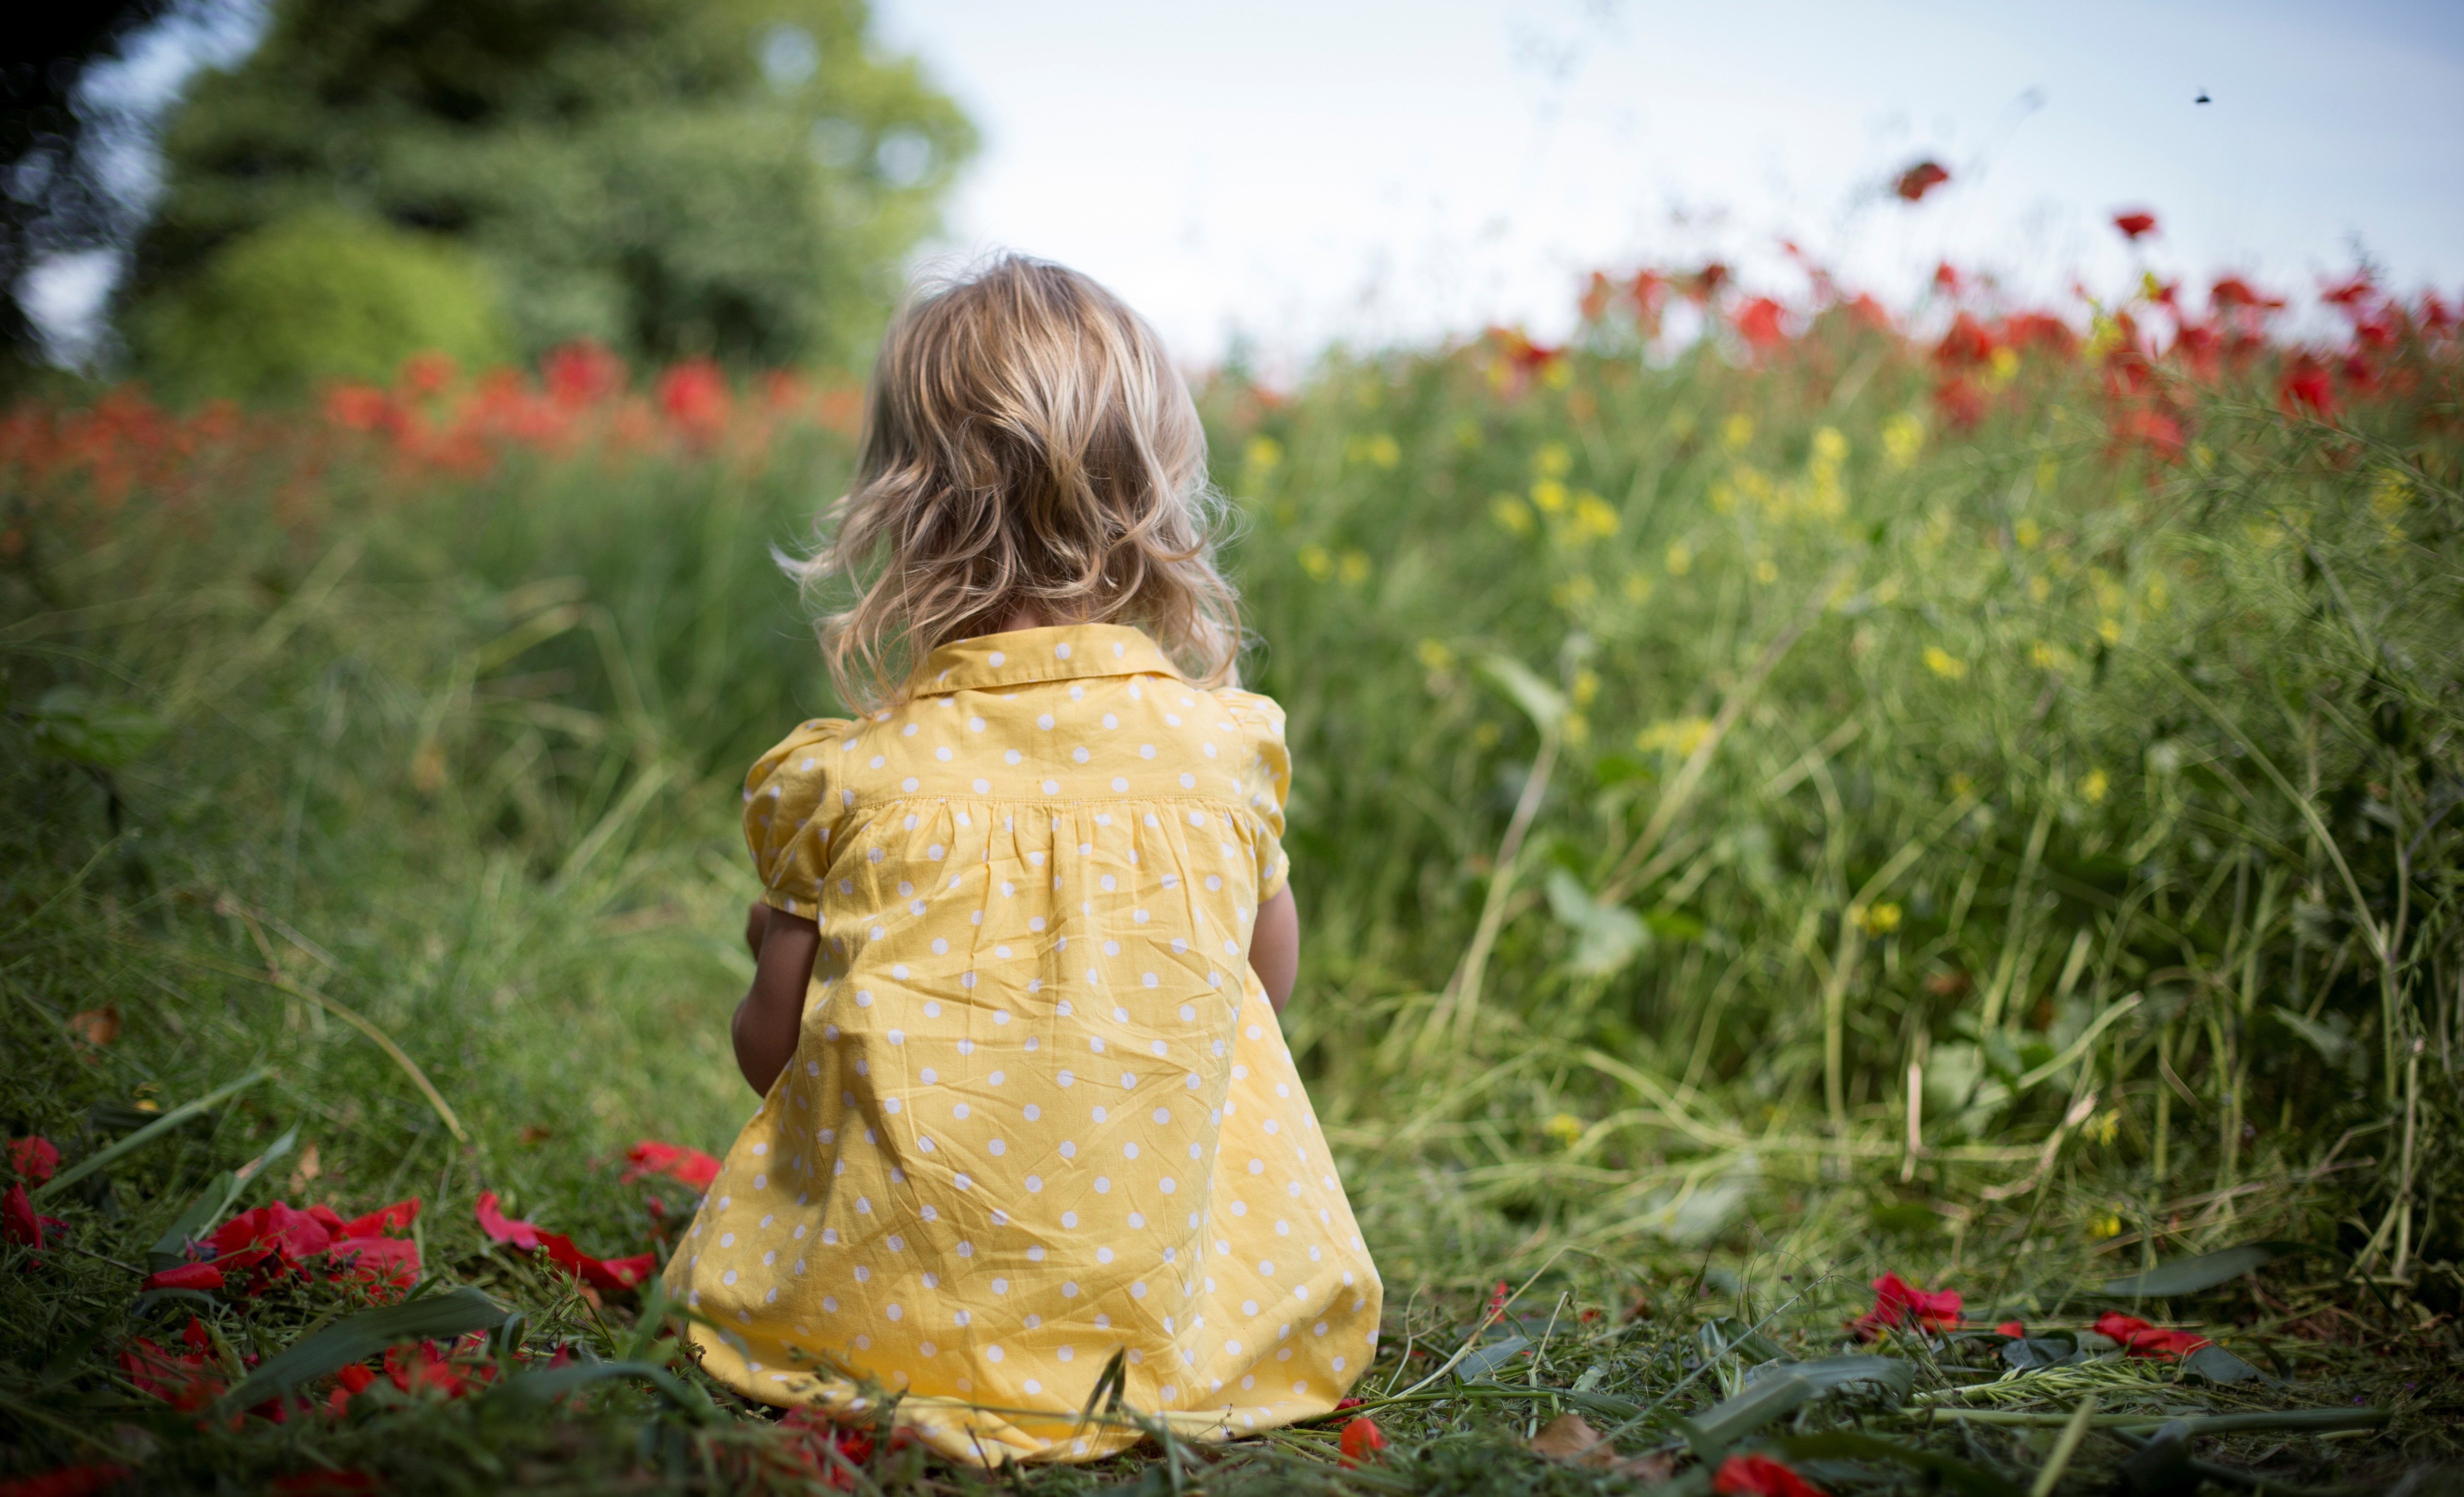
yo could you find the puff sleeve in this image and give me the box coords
[1219,690,1294,902]
[742,719,853,919]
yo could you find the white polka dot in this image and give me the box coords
[989,651,1006,666]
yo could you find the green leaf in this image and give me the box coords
[36,1070,271,1202]
[1453,1335,1530,1381]
[1747,1355,1913,1400]
[1545,870,1650,977]
[490,1359,715,1419]
[1682,1370,1812,1457]
[2000,1337,2084,1371]
[2270,1006,2351,1064]
[1773,1432,2024,1497]
[217,1286,510,1411]
[2181,1343,2267,1385]
[28,684,169,769]
[1696,1317,1787,1366]
[1477,653,1566,731]
[2098,1241,2315,1298]
[150,1126,299,1268]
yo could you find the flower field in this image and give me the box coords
[2,235,2459,1493]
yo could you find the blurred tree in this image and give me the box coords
[129,0,973,381]
[137,208,508,400]
[0,1,176,385]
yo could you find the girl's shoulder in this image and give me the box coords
[1208,687,1286,738]
[745,716,859,795]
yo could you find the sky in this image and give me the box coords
[872,0,2464,371]
[24,0,2464,372]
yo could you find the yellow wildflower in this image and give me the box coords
[2014,517,2041,549]
[1986,345,2020,388]
[1722,413,1754,450]
[1365,433,1401,469]
[1550,575,1597,610]
[1753,558,1780,585]
[1570,669,1600,707]
[2145,575,2168,612]
[1534,441,1573,477]
[1923,646,1969,680]
[1570,492,1619,538]
[1543,1112,1584,1148]
[1882,412,1925,467]
[1852,901,1903,935]
[1637,717,1713,757]
[1812,426,1848,465]
[1664,540,1693,576]
[1339,550,1371,585]
[1417,639,1456,672]
[2081,768,2109,804]
[2099,617,2122,645]
[1491,496,1535,537]
[1948,772,1974,798]
[1543,360,1573,390]
[2028,575,2052,602]
[1244,434,1283,473]
[1622,572,1655,604]
[1561,713,1589,744]
[2089,1109,2120,1146]
[1531,478,1569,513]
[2088,1212,2123,1241]
[1298,545,1333,581]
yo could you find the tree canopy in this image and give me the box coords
[131,0,974,384]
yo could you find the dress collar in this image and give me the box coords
[914,624,1181,696]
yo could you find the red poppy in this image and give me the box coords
[2280,357,2335,417]
[780,1408,874,1489]
[122,1317,223,1409]
[656,361,730,444]
[2423,293,2455,332]
[4,1183,66,1264]
[1335,1397,1365,1411]
[328,1361,379,1416]
[145,1261,228,1292]
[1488,1280,1512,1319]
[1580,271,1620,322]
[2113,407,2185,459]
[474,1193,657,1294]
[1934,313,1999,370]
[1715,1453,1828,1496]
[2320,275,2374,309]
[1849,1272,1962,1340]
[542,340,626,407]
[2095,1311,2210,1358]
[1732,298,1789,352]
[2209,277,2283,313]
[622,1140,722,1191]
[1339,1415,1389,1467]
[1931,376,1986,429]
[0,1463,131,1497]
[1995,1321,2026,1338]
[1932,262,1962,295]
[9,1136,59,1183]
[2112,211,2158,241]
[1688,263,1732,303]
[2003,313,2079,359]
[1844,294,1893,333]
[1893,161,1950,202]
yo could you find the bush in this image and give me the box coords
[136,210,509,402]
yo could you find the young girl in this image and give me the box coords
[663,256,1381,1465]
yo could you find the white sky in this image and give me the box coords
[875,0,2464,371]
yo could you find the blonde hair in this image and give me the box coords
[793,254,1240,709]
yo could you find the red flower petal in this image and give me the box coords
[1715,1453,1829,1497]
[145,1262,228,1292]
[3,1183,43,1249]
[337,1198,421,1237]
[2113,210,2159,241]
[1893,160,1951,202]
[0,1462,132,1497]
[1338,1415,1388,1467]
[622,1142,720,1191]
[474,1191,543,1250]
[8,1136,60,1184]
[1996,1321,2026,1338]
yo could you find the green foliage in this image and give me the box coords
[2,312,2458,1489]
[135,209,510,401]
[132,0,974,376]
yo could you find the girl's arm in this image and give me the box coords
[1251,886,1299,1013]
[734,902,820,1095]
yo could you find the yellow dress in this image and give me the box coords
[665,624,1382,1464]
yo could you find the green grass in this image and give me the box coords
[2,297,2459,1493]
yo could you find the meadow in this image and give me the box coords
[1,258,2458,1494]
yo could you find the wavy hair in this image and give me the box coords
[791,254,1240,709]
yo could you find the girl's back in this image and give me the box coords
[660,257,1381,1463]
